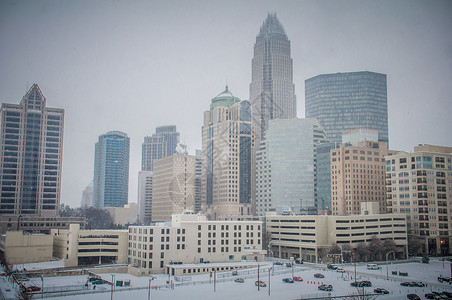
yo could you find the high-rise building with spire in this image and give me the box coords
[250,13,296,146]
[0,84,64,217]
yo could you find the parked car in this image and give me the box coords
[336,267,345,273]
[374,288,389,294]
[411,281,425,287]
[255,280,266,287]
[282,278,294,283]
[407,294,421,300]
[360,281,372,287]
[401,282,414,287]
[234,278,244,283]
[350,281,363,287]
[327,264,338,270]
[367,264,381,270]
[425,293,441,299]
[293,276,303,282]
[274,261,283,265]
[314,273,325,278]
[295,258,303,264]
[286,262,293,267]
[91,279,106,285]
[442,291,452,298]
[318,284,333,291]
[26,286,41,292]
[431,291,448,299]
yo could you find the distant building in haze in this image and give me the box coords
[202,87,254,220]
[93,131,130,208]
[250,13,296,146]
[0,84,64,217]
[137,171,153,225]
[305,71,388,145]
[142,125,180,171]
[255,118,328,216]
[81,181,93,208]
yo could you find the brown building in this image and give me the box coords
[331,140,394,215]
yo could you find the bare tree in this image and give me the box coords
[355,243,369,262]
[343,289,377,300]
[368,236,384,261]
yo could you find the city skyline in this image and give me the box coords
[1,0,451,208]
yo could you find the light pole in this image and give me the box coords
[386,251,395,280]
[148,278,152,300]
[257,263,260,291]
[268,267,271,296]
[110,274,115,300]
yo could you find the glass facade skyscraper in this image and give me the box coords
[93,131,130,208]
[250,13,296,146]
[255,118,327,216]
[0,84,64,217]
[141,125,179,171]
[305,71,388,145]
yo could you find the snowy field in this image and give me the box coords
[3,259,452,299]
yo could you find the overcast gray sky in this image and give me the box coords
[1,0,451,208]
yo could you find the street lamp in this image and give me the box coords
[268,267,271,296]
[110,274,115,300]
[147,278,152,300]
[386,251,395,280]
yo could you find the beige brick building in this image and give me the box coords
[266,210,407,263]
[385,145,452,255]
[152,154,196,222]
[128,213,263,275]
[0,231,53,264]
[51,224,128,267]
[331,140,393,215]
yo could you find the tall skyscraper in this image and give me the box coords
[255,118,327,216]
[93,131,130,208]
[305,71,388,144]
[141,125,180,171]
[137,171,153,225]
[385,145,452,256]
[195,149,202,214]
[80,181,93,208]
[202,86,254,219]
[0,84,64,217]
[250,13,296,146]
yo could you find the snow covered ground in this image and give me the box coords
[2,259,452,299]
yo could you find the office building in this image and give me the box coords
[195,149,202,213]
[250,13,296,146]
[202,87,254,220]
[151,154,196,222]
[256,118,327,216]
[385,145,452,256]
[266,209,407,263]
[80,181,93,208]
[128,212,263,275]
[142,125,180,171]
[93,131,130,208]
[305,71,388,144]
[0,84,64,217]
[331,140,392,215]
[137,171,153,225]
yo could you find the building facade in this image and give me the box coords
[151,154,196,222]
[0,230,53,265]
[128,213,263,274]
[305,71,388,144]
[202,87,254,220]
[138,171,153,225]
[0,84,64,217]
[142,125,180,171]
[81,181,93,208]
[331,140,391,215]
[52,224,128,267]
[385,145,452,256]
[266,211,407,263]
[195,149,202,214]
[255,118,328,216]
[250,13,296,146]
[93,131,130,208]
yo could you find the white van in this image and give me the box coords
[367,264,380,270]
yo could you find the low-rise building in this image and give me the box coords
[0,215,86,234]
[51,224,128,267]
[266,208,407,263]
[107,203,138,226]
[0,231,53,264]
[128,212,264,275]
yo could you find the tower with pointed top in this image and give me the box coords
[0,84,64,217]
[201,86,254,220]
[250,13,296,146]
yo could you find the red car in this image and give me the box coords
[26,286,41,292]
[293,277,303,282]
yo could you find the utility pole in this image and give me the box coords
[257,263,260,291]
[214,269,216,292]
[148,278,151,300]
[268,268,271,296]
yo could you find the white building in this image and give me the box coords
[138,171,153,225]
